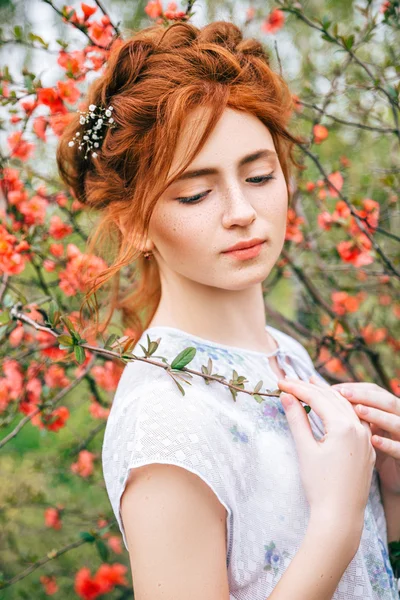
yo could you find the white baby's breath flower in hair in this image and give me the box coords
[68,103,116,160]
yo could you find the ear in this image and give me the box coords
[117,216,128,238]
[117,216,155,254]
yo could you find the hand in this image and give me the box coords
[310,375,400,496]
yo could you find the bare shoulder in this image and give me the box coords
[121,463,230,600]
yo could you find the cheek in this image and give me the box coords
[263,184,288,224]
[149,205,209,259]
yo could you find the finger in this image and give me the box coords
[309,374,367,423]
[309,373,330,388]
[303,378,374,434]
[277,378,359,427]
[353,405,400,439]
[359,419,373,439]
[370,422,386,438]
[283,377,357,420]
[280,392,316,452]
[331,383,400,416]
[371,435,400,460]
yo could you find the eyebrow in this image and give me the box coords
[172,149,278,183]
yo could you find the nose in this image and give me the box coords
[221,183,257,228]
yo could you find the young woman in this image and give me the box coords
[57,20,399,600]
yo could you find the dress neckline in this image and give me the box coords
[143,324,284,360]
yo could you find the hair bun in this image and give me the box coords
[236,38,270,63]
[156,21,198,50]
[197,21,243,51]
[101,38,155,103]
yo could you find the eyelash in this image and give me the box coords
[176,173,276,204]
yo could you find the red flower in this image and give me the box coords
[33,116,48,141]
[351,198,379,234]
[336,233,373,267]
[32,406,70,432]
[107,535,123,554]
[285,207,304,243]
[44,507,62,530]
[40,575,58,595]
[326,171,343,197]
[313,124,329,144]
[57,79,81,106]
[81,3,97,21]
[145,0,163,18]
[75,567,103,600]
[94,563,129,593]
[261,9,285,34]
[331,291,364,315]
[71,450,96,478]
[7,131,35,161]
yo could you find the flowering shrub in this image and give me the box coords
[0,0,399,597]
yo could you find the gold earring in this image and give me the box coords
[143,251,153,259]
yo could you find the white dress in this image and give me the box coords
[101,324,399,599]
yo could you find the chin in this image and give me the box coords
[219,269,272,291]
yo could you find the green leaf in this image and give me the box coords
[61,7,76,20]
[23,75,34,94]
[74,345,86,364]
[303,405,311,414]
[0,309,10,324]
[0,324,9,340]
[60,315,76,337]
[171,376,186,396]
[387,85,399,102]
[229,387,238,402]
[13,25,23,40]
[48,300,58,324]
[57,334,74,347]
[170,347,196,370]
[56,38,69,49]
[253,394,264,404]
[389,539,400,578]
[254,379,263,392]
[343,34,355,50]
[79,531,96,542]
[95,539,110,562]
[321,16,331,30]
[104,333,119,349]
[28,32,49,48]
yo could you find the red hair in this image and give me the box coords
[56,20,304,341]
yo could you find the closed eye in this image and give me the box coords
[176,173,276,204]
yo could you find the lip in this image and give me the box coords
[222,238,266,253]
[222,240,266,261]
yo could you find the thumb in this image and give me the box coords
[281,392,315,452]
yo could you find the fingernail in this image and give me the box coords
[340,387,353,397]
[281,392,294,407]
[357,404,368,414]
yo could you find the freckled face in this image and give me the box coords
[148,106,288,291]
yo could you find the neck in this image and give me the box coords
[148,272,278,354]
